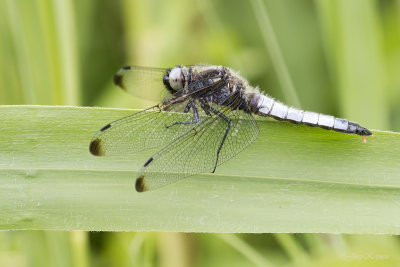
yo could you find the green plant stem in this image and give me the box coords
[52,0,80,105]
[217,234,273,267]
[249,0,301,108]
[0,105,399,233]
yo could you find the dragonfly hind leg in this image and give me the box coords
[201,104,231,173]
[165,100,200,128]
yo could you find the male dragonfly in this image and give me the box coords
[90,65,372,192]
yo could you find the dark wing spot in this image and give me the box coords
[144,157,153,167]
[114,74,124,88]
[89,138,105,156]
[101,124,111,132]
[135,175,149,192]
[122,66,131,70]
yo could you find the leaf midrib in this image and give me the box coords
[4,166,399,190]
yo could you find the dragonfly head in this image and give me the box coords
[163,66,185,93]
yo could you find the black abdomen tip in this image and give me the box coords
[361,127,372,136]
[135,175,148,192]
[89,138,104,156]
[347,122,373,136]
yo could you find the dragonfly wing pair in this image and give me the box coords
[90,66,259,192]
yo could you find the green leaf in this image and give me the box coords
[1,105,399,233]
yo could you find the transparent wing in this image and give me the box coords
[135,95,259,192]
[114,66,169,101]
[91,67,228,156]
[89,100,205,156]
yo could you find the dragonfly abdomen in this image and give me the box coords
[253,94,372,136]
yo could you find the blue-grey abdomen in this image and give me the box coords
[253,93,372,136]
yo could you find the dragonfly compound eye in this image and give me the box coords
[168,67,184,91]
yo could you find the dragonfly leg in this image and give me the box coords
[202,104,231,173]
[183,101,192,113]
[199,101,211,116]
[165,101,199,128]
[163,94,190,108]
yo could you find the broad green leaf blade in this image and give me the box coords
[0,105,399,233]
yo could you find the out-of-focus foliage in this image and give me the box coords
[1,0,400,266]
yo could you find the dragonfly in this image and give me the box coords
[90,64,372,192]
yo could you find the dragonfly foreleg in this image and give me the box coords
[165,101,199,128]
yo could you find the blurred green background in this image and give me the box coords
[1,0,400,266]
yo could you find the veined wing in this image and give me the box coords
[91,68,229,157]
[135,93,259,192]
[114,66,169,101]
[89,100,202,156]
